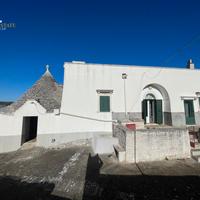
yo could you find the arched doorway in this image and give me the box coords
[141,84,172,125]
[142,92,163,124]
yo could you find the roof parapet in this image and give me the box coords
[72,61,86,64]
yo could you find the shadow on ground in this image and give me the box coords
[0,176,71,200]
[1,151,200,200]
[82,154,200,200]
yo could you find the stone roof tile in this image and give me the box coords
[0,68,63,114]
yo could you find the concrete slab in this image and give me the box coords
[0,143,200,199]
[137,159,200,176]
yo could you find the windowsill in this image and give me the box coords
[97,111,111,113]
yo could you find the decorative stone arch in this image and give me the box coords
[141,83,172,125]
[145,93,156,100]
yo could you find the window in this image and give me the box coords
[184,100,195,125]
[96,89,113,112]
[100,96,110,112]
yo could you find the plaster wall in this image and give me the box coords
[0,100,112,152]
[113,125,190,162]
[61,63,200,128]
[0,114,17,136]
[37,113,112,147]
[0,100,48,152]
[0,114,22,153]
[134,128,191,162]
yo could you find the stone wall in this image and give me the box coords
[113,124,191,163]
[112,112,190,127]
[134,128,191,162]
[113,124,127,150]
[112,112,142,122]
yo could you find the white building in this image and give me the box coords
[62,59,200,128]
[0,60,199,156]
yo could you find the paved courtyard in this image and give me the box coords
[0,141,200,200]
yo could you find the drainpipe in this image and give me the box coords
[122,73,128,119]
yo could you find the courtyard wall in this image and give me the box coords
[113,124,191,162]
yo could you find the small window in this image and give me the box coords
[100,96,110,112]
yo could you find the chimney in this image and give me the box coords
[187,59,195,70]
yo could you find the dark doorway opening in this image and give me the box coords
[142,99,163,124]
[21,116,38,145]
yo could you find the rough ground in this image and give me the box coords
[0,142,200,200]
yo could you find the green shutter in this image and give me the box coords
[100,96,110,112]
[155,100,163,124]
[142,100,147,123]
[184,100,195,125]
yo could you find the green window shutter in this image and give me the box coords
[184,100,195,125]
[100,96,110,112]
[155,100,163,124]
[142,100,147,123]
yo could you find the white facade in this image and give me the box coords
[61,62,200,127]
[0,61,199,153]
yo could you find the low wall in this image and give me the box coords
[37,132,112,147]
[135,128,191,162]
[113,124,191,163]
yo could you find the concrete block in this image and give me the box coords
[114,145,126,162]
[192,156,200,163]
[191,149,200,157]
[113,124,191,163]
[92,135,118,154]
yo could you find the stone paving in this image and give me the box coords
[0,142,200,199]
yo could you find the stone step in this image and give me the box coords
[195,143,200,149]
[113,144,126,162]
[192,155,200,163]
[21,139,37,150]
[191,149,200,156]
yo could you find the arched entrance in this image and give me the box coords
[141,84,172,125]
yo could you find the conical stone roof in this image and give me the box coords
[0,67,63,114]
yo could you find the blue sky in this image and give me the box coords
[0,0,200,100]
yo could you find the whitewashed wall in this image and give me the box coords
[0,99,112,152]
[113,124,190,162]
[61,62,200,128]
[62,62,200,113]
[1,62,200,153]
[0,113,21,152]
[134,128,191,162]
[0,100,49,152]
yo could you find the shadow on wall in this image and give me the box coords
[0,176,71,200]
[83,154,200,200]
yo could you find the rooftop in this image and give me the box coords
[0,66,63,114]
[65,59,198,71]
